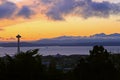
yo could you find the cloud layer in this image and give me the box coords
[17,6,34,18]
[0,1,33,19]
[0,1,17,19]
[46,0,120,20]
[0,0,120,20]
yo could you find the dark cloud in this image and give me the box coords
[0,1,17,19]
[79,0,111,18]
[46,0,76,20]
[0,1,34,19]
[17,6,34,18]
[0,0,119,20]
[46,0,120,20]
[78,0,120,18]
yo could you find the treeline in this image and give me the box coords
[0,45,120,80]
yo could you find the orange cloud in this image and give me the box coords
[0,0,49,27]
[0,0,120,27]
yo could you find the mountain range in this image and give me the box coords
[1,33,120,47]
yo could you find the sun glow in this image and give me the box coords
[0,0,120,41]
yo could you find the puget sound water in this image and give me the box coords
[0,46,120,56]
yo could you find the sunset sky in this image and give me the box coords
[0,0,120,41]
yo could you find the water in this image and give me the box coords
[0,46,120,56]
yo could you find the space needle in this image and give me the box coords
[16,34,21,53]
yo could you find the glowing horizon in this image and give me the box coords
[0,0,120,41]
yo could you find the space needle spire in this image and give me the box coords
[16,34,21,53]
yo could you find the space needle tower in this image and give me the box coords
[16,34,21,53]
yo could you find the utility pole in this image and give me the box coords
[16,34,21,53]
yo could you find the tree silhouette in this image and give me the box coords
[0,46,120,80]
[73,45,118,80]
[0,49,46,80]
[46,57,64,80]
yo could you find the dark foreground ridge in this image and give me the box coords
[0,45,120,80]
